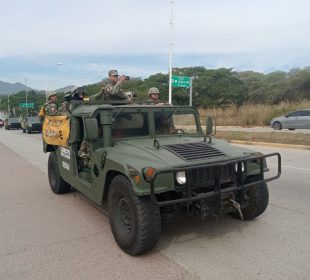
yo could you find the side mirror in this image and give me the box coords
[206,116,215,135]
[84,118,99,142]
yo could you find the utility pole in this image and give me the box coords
[168,0,174,105]
[25,76,28,117]
[8,94,10,116]
[189,77,193,107]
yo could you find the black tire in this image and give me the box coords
[27,129,31,134]
[231,176,269,220]
[22,128,26,133]
[48,152,71,194]
[108,175,161,256]
[273,121,282,130]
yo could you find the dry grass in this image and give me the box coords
[199,100,310,126]
[216,131,310,146]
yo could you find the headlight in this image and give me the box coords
[176,171,186,185]
[235,162,245,173]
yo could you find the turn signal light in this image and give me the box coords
[143,167,156,182]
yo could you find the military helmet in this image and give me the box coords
[71,86,85,100]
[46,91,57,100]
[108,69,119,76]
[124,91,133,100]
[148,87,160,97]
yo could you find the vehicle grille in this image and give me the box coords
[162,142,227,161]
[187,165,235,189]
[32,124,41,130]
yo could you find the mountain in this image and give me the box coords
[55,85,76,93]
[0,81,32,96]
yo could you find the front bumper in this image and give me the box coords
[150,153,281,206]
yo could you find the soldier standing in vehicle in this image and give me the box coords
[60,87,85,115]
[145,87,165,105]
[89,69,128,103]
[39,91,58,119]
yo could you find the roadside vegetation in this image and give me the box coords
[1,66,310,122]
[199,100,310,126]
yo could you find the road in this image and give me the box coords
[0,128,310,280]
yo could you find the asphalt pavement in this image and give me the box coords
[0,128,310,280]
[217,126,310,134]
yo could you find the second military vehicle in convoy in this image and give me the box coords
[43,101,281,256]
[21,116,42,133]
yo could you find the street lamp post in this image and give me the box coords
[8,94,10,115]
[29,61,62,93]
[25,76,28,117]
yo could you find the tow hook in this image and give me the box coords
[229,199,244,220]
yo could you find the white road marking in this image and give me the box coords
[270,163,310,172]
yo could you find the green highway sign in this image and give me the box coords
[19,103,34,108]
[171,75,191,88]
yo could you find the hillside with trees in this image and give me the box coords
[1,67,310,116]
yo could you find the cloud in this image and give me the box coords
[1,0,310,88]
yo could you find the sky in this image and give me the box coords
[0,0,310,90]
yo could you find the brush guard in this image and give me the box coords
[149,153,281,207]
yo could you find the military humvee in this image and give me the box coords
[43,102,281,255]
[4,117,21,130]
[21,116,42,133]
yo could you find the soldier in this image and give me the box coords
[39,91,58,119]
[124,91,134,104]
[60,86,85,115]
[89,69,127,103]
[145,87,165,105]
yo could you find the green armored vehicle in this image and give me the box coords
[21,116,42,133]
[43,102,281,255]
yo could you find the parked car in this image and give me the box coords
[270,109,310,130]
[21,116,42,133]
[0,119,4,128]
[4,117,22,130]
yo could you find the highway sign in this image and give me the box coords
[171,76,191,88]
[19,103,34,108]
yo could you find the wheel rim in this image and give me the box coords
[273,122,281,130]
[117,197,133,234]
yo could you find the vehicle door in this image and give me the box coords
[282,111,303,128]
[300,110,310,128]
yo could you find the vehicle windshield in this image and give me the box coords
[154,110,199,135]
[9,118,19,122]
[112,111,149,138]
[28,117,40,122]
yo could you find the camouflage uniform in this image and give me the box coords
[59,101,70,115]
[144,87,165,105]
[42,101,58,116]
[89,82,126,103]
[77,141,91,168]
[39,91,58,119]
[89,70,127,103]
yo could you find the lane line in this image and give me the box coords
[270,163,310,172]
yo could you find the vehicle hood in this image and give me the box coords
[105,136,258,171]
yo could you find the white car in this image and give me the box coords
[270,109,310,130]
